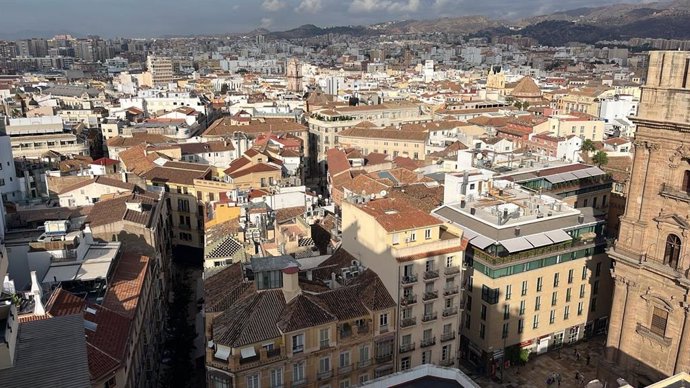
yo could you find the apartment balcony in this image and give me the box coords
[317,369,333,381]
[440,331,456,342]
[424,269,439,280]
[443,286,459,296]
[399,342,416,353]
[206,346,286,373]
[423,291,438,301]
[420,337,436,348]
[292,378,308,387]
[375,354,393,364]
[338,364,353,375]
[392,232,463,260]
[422,312,438,323]
[440,358,455,367]
[339,324,370,343]
[660,183,690,203]
[442,307,458,317]
[379,325,390,334]
[400,294,417,306]
[358,359,372,368]
[473,237,610,266]
[319,341,331,350]
[401,274,418,285]
[401,317,417,328]
[444,265,461,275]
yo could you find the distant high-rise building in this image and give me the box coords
[146,54,174,87]
[286,58,303,93]
[603,51,690,387]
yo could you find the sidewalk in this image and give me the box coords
[465,337,606,388]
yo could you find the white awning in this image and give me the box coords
[524,233,553,248]
[500,237,533,253]
[470,234,495,250]
[545,229,573,244]
[214,346,231,361]
[240,347,257,359]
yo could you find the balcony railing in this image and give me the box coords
[292,378,308,387]
[399,342,416,353]
[401,294,417,306]
[660,183,690,202]
[357,324,369,335]
[424,269,439,280]
[208,346,287,373]
[440,358,455,367]
[401,317,417,328]
[441,331,456,342]
[473,237,609,266]
[401,274,418,284]
[423,291,438,301]
[443,307,458,317]
[319,341,331,350]
[379,325,389,334]
[392,234,463,259]
[292,345,304,354]
[422,312,438,322]
[375,354,393,363]
[444,265,460,275]
[358,359,372,368]
[443,286,459,296]
[339,364,353,375]
[317,369,333,380]
[420,336,436,348]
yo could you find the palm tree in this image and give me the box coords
[592,151,609,167]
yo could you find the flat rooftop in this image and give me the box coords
[363,365,479,388]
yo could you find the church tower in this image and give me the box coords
[604,51,690,386]
[286,58,303,93]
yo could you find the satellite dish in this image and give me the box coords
[476,153,484,160]
[380,190,387,197]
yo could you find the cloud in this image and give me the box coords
[349,0,420,13]
[262,0,287,11]
[296,0,323,13]
[260,17,274,28]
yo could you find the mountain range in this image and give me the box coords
[260,0,690,46]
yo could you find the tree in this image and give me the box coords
[220,83,229,95]
[513,101,523,110]
[592,150,609,167]
[581,139,596,153]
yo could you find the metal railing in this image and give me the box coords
[441,331,456,342]
[444,265,461,275]
[423,291,438,301]
[443,286,459,296]
[420,336,436,348]
[424,269,439,280]
[401,294,417,306]
[443,307,458,317]
[401,317,417,328]
[401,274,418,284]
[399,342,416,353]
[422,312,438,322]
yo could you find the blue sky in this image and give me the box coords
[0,0,654,38]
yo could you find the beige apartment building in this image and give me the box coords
[547,114,605,142]
[205,253,397,388]
[307,102,432,173]
[146,55,174,86]
[337,126,429,160]
[341,197,466,371]
[433,183,611,378]
[602,51,690,387]
[556,88,613,116]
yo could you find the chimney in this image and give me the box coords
[281,264,301,302]
[83,223,94,245]
[30,271,45,316]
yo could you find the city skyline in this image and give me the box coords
[0,0,666,39]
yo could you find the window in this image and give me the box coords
[564,306,570,320]
[503,304,510,320]
[550,310,556,324]
[536,277,543,292]
[603,195,608,207]
[340,351,350,368]
[409,231,416,242]
[568,269,574,284]
[482,285,500,304]
[533,314,539,329]
[340,379,351,388]
[422,350,431,364]
[246,374,260,388]
[392,233,399,245]
[359,374,369,385]
[292,334,304,353]
[566,288,572,302]
[270,368,283,388]
[553,273,560,287]
[360,345,369,363]
[502,323,509,338]
[593,197,598,208]
[465,314,471,329]
[379,313,388,328]
[481,304,487,320]
[466,295,472,311]
[425,229,432,240]
[209,375,230,388]
[521,281,528,296]
[578,302,583,316]
[535,296,541,311]
[664,234,682,268]
[552,292,558,306]
[104,377,117,388]
[425,260,434,272]
[319,357,331,373]
[292,361,306,384]
[580,284,586,298]
[442,345,451,361]
[446,256,454,267]
[519,300,526,316]
[595,262,602,277]
[505,284,512,300]
[593,280,599,295]
[479,323,486,339]
[591,297,597,312]
[582,266,588,280]
[401,356,411,370]
[319,328,330,348]
[517,319,524,334]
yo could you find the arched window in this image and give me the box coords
[664,234,682,268]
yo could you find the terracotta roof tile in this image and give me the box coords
[102,253,149,320]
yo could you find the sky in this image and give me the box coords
[0,0,658,38]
